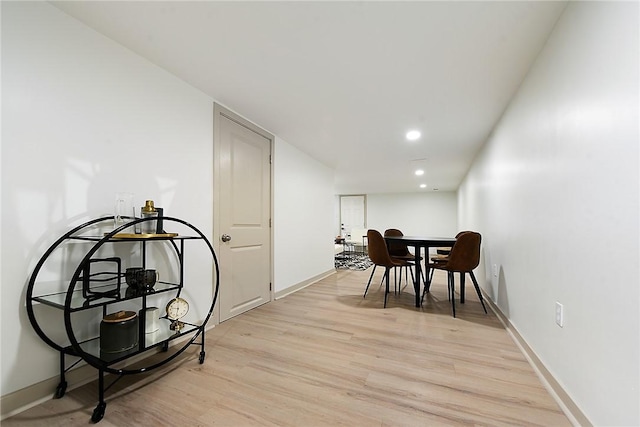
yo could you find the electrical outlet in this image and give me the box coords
[555,302,564,327]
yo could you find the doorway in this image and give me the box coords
[213,103,273,322]
[339,194,366,239]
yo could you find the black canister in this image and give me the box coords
[100,310,139,353]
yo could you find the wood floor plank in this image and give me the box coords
[4,268,570,426]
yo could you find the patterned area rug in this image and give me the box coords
[335,253,373,271]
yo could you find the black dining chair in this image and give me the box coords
[423,231,487,317]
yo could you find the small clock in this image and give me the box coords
[165,297,189,331]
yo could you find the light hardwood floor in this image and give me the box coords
[5,268,570,426]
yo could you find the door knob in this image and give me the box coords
[221,234,232,242]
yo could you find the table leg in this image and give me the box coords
[413,245,421,307]
[423,246,431,296]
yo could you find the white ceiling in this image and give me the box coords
[52,1,567,194]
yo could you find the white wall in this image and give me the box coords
[1,1,335,403]
[273,137,335,292]
[366,192,458,237]
[458,2,639,425]
[1,1,216,397]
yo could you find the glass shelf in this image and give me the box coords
[33,282,182,311]
[68,235,201,243]
[76,321,201,365]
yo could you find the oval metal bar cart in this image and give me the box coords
[26,216,219,423]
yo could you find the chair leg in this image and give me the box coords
[449,272,456,318]
[460,272,466,304]
[469,271,488,314]
[446,273,456,301]
[394,267,398,294]
[364,265,377,298]
[408,265,415,290]
[424,266,434,299]
[379,268,387,288]
[404,265,408,291]
[398,265,410,294]
[421,266,432,304]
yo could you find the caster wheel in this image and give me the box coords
[91,402,106,423]
[161,342,169,352]
[199,351,205,364]
[55,381,67,398]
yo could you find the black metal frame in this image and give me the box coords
[26,216,219,423]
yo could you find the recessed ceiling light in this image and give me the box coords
[414,169,425,176]
[420,184,427,188]
[406,130,421,141]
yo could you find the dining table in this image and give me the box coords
[384,235,457,307]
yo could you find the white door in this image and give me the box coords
[215,104,272,322]
[340,195,366,238]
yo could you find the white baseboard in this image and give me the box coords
[3,269,334,420]
[274,269,336,300]
[483,295,592,427]
[1,360,95,421]
[5,268,339,421]
[6,282,585,426]
[5,269,336,421]
[0,323,217,421]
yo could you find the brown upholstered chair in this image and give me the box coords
[364,229,412,308]
[430,230,472,263]
[428,231,472,286]
[384,228,423,288]
[424,231,487,317]
[384,228,414,259]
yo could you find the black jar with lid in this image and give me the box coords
[100,310,139,353]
